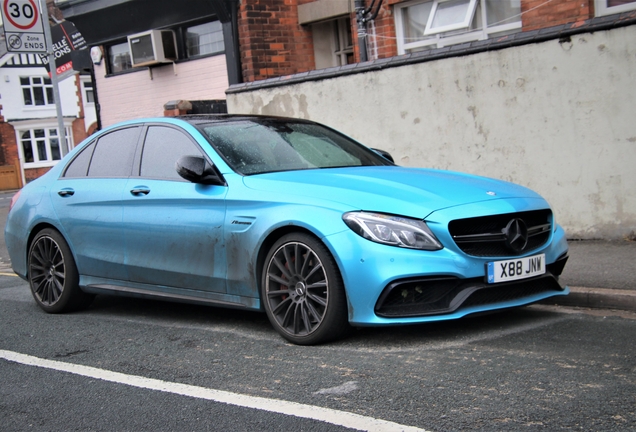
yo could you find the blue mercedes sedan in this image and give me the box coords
[5,115,569,344]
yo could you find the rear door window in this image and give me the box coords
[87,127,141,178]
[63,141,95,178]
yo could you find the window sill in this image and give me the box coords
[105,67,146,78]
[22,105,56,111]
[179,51,225,62]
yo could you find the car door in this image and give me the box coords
[51,126,142,281]
[122,124,228,293]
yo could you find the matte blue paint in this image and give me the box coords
[4,116,569,328]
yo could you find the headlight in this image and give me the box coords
[343,212,443,250]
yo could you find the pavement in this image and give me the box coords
[541,238,636,312]
[0,189,634,312]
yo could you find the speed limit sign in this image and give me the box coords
[1,0,47,53]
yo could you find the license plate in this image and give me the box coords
[486,254,545,284]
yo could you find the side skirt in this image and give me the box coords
[79,276,261,311]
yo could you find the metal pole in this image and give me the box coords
[39,0,68,156]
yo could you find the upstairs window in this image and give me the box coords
[334,18,354,66]
[21,76,54,106]
[425,0,478,35]
[395,0,521,54]
[105,20,224,75]
[185,21,224,58]
[106,41,133,74]
[81,77,95,104]
[595,0,636,16]
[312,17,354,69]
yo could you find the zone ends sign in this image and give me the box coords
[1,0,47,53]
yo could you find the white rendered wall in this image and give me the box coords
[94,54,229,127]
[0,67,79,120]
[227,26,636,240]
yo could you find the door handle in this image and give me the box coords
[58,188,75,197]
[130,187,150,196]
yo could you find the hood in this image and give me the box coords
[242,166,543,218]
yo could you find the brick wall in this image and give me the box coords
[0,124,17,168]
[367,0,398,60]
[24,167,51,182]
[72,118,88,147]
[0,106,18,168]
[239,0,315,82]
[522,0,594,31]
[71,75,89,147]
[235,0,609,82]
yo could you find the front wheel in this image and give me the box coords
[262,233,350,345]
[28,228,93,313]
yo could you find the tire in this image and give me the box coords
[262,233,350,345]
[28,228,94,313]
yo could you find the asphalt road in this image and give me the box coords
[1,188,635,430]
[2,279,636,431]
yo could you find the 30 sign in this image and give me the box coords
[1,0,47,53]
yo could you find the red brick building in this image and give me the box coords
[235,0,636,83]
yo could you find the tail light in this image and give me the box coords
[9,190,21,211]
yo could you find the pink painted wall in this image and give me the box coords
[94,54,229,127]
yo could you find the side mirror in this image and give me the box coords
[372,148,395,163]
[176,155,225,185]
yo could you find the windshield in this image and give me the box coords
[196,119,392,175]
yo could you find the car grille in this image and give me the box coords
[374,255,568,318]
[448,209,552,257]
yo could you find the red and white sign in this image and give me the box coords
[3,0,42,31]
[1,0,46,53]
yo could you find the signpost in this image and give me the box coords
[1,0,46,53]
[1,0,69,156]
[39,21,88,81]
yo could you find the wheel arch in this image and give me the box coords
[254,225,349,311]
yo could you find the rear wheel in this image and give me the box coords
[28,228,93,313]
[262,233,350,345]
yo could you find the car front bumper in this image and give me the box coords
[324,223,569,326]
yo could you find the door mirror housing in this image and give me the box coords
[372,148,394,163]
[176,155,225,185]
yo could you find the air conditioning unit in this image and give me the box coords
[127,29,177,67]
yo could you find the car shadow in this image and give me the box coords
[83,294,563,347]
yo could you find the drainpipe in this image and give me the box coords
[355,0,368,62]
[355,0,383,63]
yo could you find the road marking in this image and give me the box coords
[0,350,426,432]
[0,272,17,277]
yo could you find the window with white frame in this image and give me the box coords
[595,0,636,16]
[80,77,95,104]
[20,76,54,106]
[20,127,72,167]
[394,0,521,54]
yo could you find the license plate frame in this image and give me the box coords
[486,254,546,284]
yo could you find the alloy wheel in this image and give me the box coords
[29,235,66,307]
[265,241,329,337]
